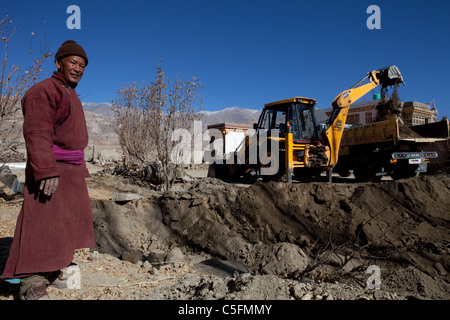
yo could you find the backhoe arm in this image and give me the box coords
[322,65,404,167]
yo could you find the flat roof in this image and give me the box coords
[207,122,252,130]
[264,97,317,108]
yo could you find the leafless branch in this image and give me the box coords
[0,15,51,164]
[112,60,203,190]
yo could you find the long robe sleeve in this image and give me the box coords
[22,94,59,182]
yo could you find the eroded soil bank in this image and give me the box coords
[1,169,449,300]
[88,172,450,299]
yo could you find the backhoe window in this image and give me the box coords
[273,107,287,135]
[291,104,318,142]
[259,108,273,129]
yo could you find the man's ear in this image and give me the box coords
[55,58,62,70]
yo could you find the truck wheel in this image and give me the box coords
[353,155,381,182]
[334,157,351,177]
[391,164,419,180]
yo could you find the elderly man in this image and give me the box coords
[1,40,94,300]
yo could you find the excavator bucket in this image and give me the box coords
[377,65,405,89]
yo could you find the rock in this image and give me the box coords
[147,249,167,264]
[112,192,143,202]
[301,292,314,300]
[149,267,159,275]
[325,293,334,300]
[122,249,144,264]
[290,282,312,299]
[0,181,16,201]
[165,247,185,262]
[343,258,363,273]
[259,243,309,275]
[319,250,345,266]
[88,251,102,261]
[433,262,447,276]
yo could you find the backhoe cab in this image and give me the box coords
[215,66,404,182]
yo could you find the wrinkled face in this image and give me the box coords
[55,55,86,85]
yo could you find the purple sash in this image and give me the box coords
[53,145,84,165]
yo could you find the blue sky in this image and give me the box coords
[1,0,449,117]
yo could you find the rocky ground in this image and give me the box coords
[0,163,449,301]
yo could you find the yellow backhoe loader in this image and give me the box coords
[210,66,405,182]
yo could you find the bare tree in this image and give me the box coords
[112,61,202,190]
[111,82,155,165]
[0,16,51,164]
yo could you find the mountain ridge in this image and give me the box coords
[83,102,260,121]
[82,102,261,146]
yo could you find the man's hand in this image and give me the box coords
[39,177,60,196]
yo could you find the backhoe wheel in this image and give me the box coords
[353,155,381,182]
[226,163,243,178]
[294,168,323,182]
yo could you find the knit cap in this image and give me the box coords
[55,40,88,65]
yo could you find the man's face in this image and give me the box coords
[55,55,86,85]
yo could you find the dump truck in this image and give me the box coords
[208,65,405,182]
[334,115,449,181]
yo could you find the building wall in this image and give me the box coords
[402,101,438,125]
[318,99,438,127]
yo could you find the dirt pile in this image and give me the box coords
[88,172,450,299]
[375,86,402,122]
[1,168,449,300]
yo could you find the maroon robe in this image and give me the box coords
[1,71,94,279]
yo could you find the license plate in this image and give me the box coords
[409,158,422,164]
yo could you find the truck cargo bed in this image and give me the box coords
[341,116,449,147]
